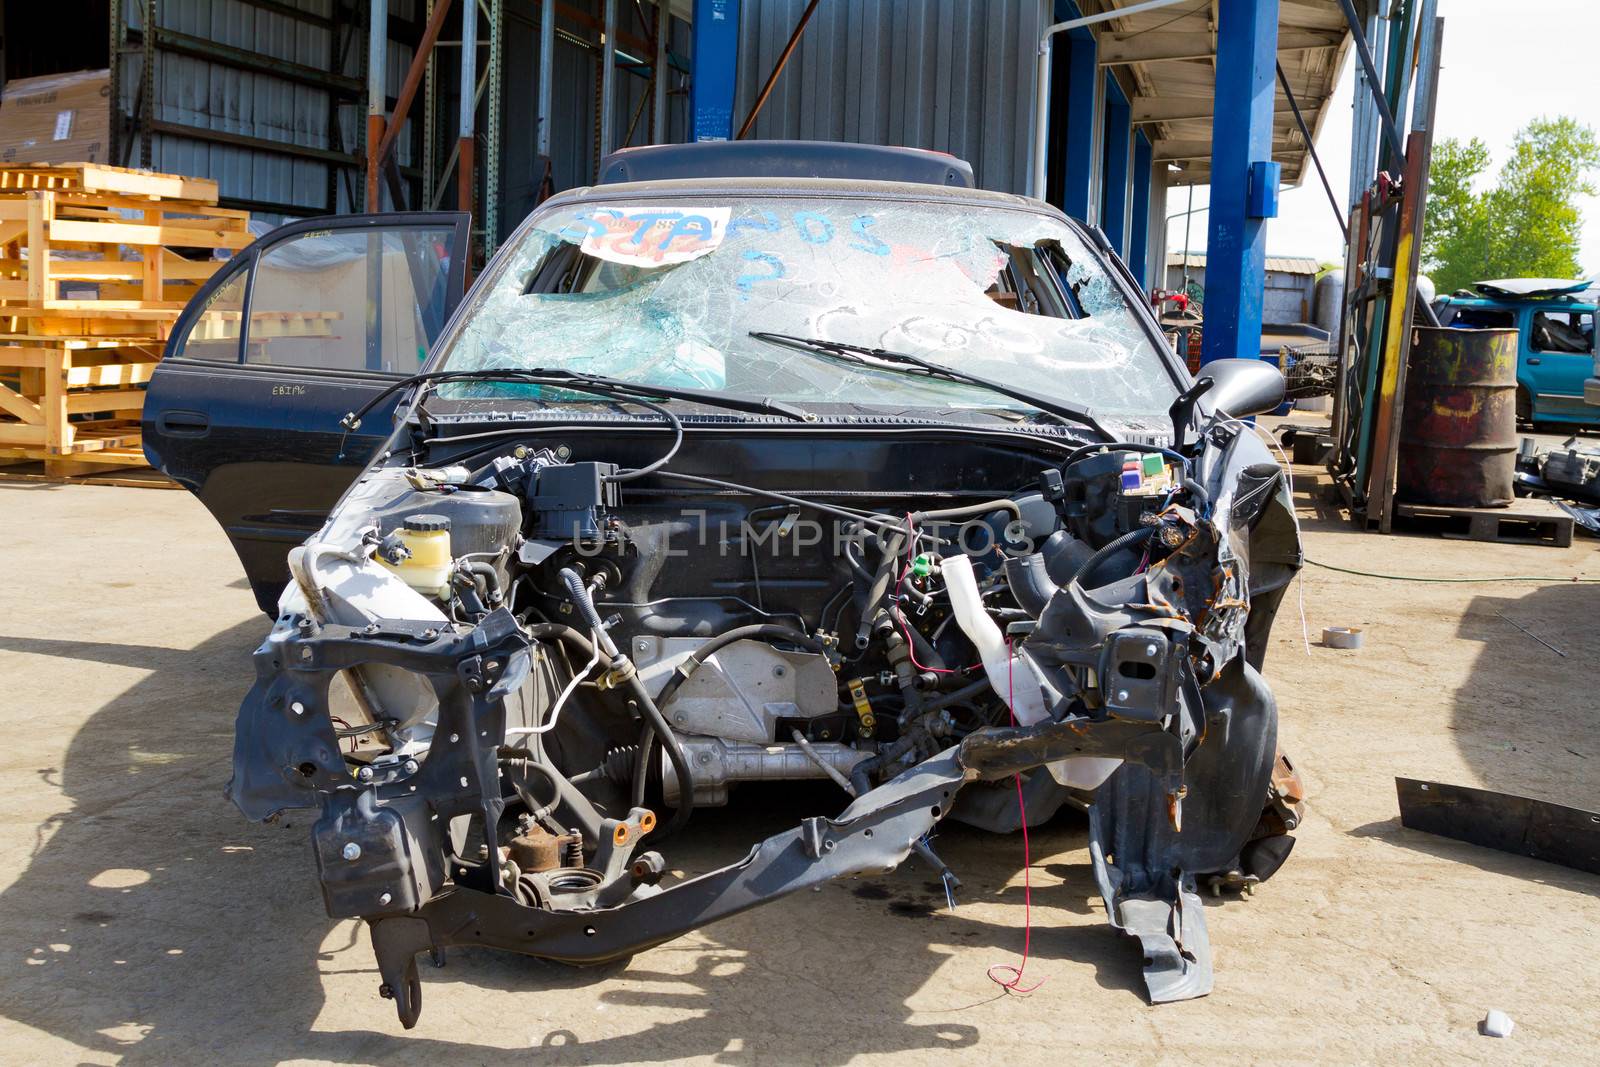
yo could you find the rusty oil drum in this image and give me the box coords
[1395,326,1518,507]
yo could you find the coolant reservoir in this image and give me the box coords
[379,514,453,598]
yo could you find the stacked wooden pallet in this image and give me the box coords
[0,162,250,481]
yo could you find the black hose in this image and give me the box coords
[556,568,698,836]
[636,470,908,533]
[502,758,561,820]
[653,623,824,710]
[602,395,684,483]
[848,756,879,797]
[523,621,600,660]
[496,746,603,841]
[559,567,610,638]
[841,526,876,583]
[921,677,993,714]
[914,500,1023,524]
[887,605,947,671]
[855,522,908,649]
[853,500,1023,649]
[629,720,655,809]
[845,523,934,608]
[1070,525,1158,590]
[1004,553,1059,618]
[462,561,503,604]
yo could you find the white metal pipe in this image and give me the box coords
[1031,44,1051,200]
[367,0,388,119]
[505,631,601,738]
[537,0,555,156]
[651,0,669,144]
[458,0,477,137]
[600,0,618,156]
[1030,0,1193,201]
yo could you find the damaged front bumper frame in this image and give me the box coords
[235,605,1277,1028]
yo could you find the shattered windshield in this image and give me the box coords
[437,195,1178,420]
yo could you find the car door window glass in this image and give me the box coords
[174,269,248,361]
[243,227,457,373]
[1530,310,1593,354]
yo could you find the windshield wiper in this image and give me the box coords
[748,331,1109,439]
[339,367,812,432]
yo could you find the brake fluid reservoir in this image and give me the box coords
[379,514,453,598]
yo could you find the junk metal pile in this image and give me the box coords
[1517,437,1600,534]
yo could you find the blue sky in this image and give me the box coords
[1167,0,1600,277]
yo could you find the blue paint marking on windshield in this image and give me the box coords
[792,211,836,245]
[849,216,890,256]
[659,214,716,250]
[727,210,782,238]
[734,250,785,299]
[559,209,716,250]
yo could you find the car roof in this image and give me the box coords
[598,141,976,188]
[1443,293,1595,311]
[540,175,1057,218]
[1473,277,1589,298]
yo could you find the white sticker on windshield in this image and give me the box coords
[563,206,732,267]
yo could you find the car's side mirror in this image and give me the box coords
[1202,358,1286,419]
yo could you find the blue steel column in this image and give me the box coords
[1043,2,1099,221]
[1200,0,1279,364]
[1061,30,1097,221]
[1130,133,1153,285]
[690,0,741,141]
[1100,75,1131,255]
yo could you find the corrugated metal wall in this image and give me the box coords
[105,0,1052,234]
[731,0,1045,196]
[107,0,687,237]
[122,0,388,220]
[492,1,689,241]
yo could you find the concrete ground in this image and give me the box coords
[1,450,1598,1065]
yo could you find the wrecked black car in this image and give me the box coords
[143,142,1304,1027]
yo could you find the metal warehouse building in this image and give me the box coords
[0,0,1358,355]
[1166,251,1322,325]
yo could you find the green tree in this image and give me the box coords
[1421,117,1599,295]
[1421,136,1490,294]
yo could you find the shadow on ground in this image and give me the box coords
[1347,817,1598,896]
[1446,581,1599,800]
[0,616,1155,1064]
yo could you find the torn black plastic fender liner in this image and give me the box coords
[1089,656,1279,1002]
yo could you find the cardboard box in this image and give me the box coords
[0,69,111,164]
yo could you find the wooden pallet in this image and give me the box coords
[1393,498,1575,548]
[0,189,248,320]
[0,341,161,467]
[0,165,249,481]
[0,162,219,203]
[0,457,176,488]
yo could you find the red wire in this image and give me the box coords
[894,513,963,675]
[894,518,1039,989]
[891,520,1039,990]
[987,637,1043,994]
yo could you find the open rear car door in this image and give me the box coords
[142,212,470,614]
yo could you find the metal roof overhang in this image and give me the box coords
[1085,0,1361,189]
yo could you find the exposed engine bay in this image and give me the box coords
[229,415,1304,1027]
